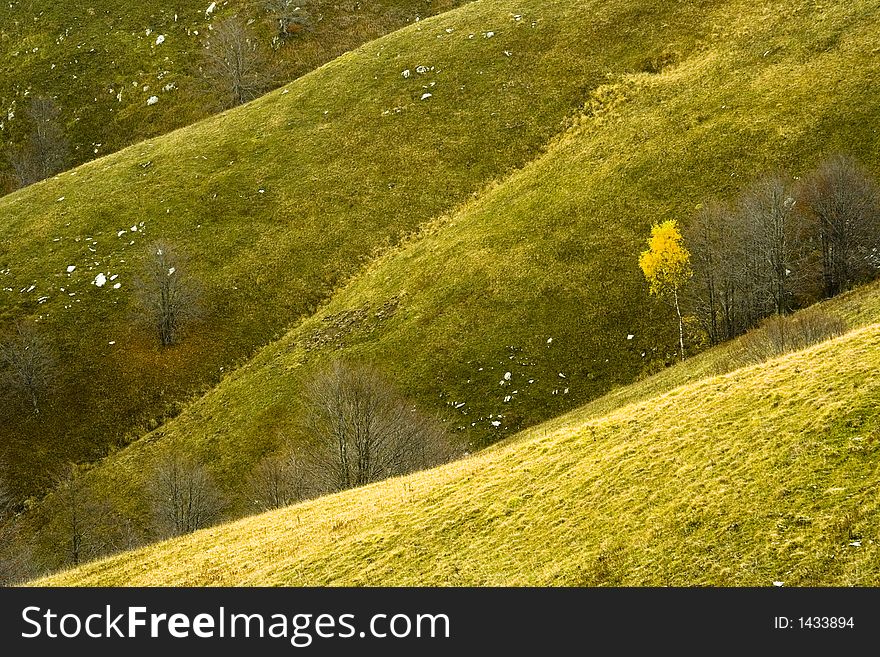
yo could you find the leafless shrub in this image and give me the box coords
[0,462,12,519]
[300,361,453,493]
[134,241,200,346]
[722,308,847,370]
[0,515,35,585]
[266,0,314,39]
[0,320,56,414]
[798,154,880,297]
[46,463,142,568]
[7,96,69,188]
[246,445,311,511]
[200,16,276,109]
[150,451,225,537]
[53,464,92,567]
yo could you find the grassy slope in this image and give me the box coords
[0,0,466,191]
[38,316,880,586]
[15,0,880,571]
[2,0,698,497]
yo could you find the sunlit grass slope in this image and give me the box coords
[39,319,880,586]
[0,0,465,191]
[2,0,715,496]
[16,0,880,571]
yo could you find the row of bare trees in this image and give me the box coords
[0,360,453,580]
[687,155,880,344]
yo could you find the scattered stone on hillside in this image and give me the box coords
[504,371,512,381]
[420,93,432,100]
[415,65,428,74]
[627,334,634,340]
[146,96,159,106]
[402,69,411,78]
[485,31,495,38]
[206,2,216,15]
[491,420,501,427]
[93,273,107,287]
[67,265,76,273]
[155,35,165,45]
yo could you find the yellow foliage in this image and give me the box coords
[638,219,692,297]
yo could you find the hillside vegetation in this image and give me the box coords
[0,0,466,192]
[7,0,880,576]
[37,311,880,585]
[2,0,690,498]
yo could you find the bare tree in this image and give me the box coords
[48,463,139,568]
[8,96,69,188]
[135,241,200,346]
[53,464,90,567]
[265,0,314,39]
[0,320,56,414]
[0,462,12,519]
[201,17,276,109]
[300,361,453,492]
[150,450,225,537]
[686,200,748,344]
[798,154,880,298]
[246,444,311,511]
[735,173,812,316]
[0,516,34,585]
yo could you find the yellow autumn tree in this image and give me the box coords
[639,219,692,361]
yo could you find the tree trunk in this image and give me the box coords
[673,287,685,362]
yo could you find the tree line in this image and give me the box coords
[641,154,880,352]
[0,359,453,582]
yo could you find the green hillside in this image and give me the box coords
[6,0,880,576]
[0,0,465,192]
[2,0,697,499]
[37,309,880,585]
